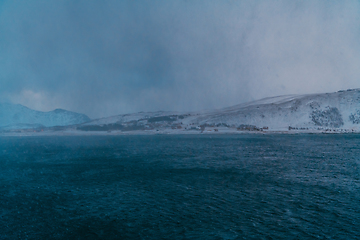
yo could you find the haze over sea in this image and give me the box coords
[1,134,360,239]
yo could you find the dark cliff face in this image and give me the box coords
[310,107,344,128]
[349,110,360,124]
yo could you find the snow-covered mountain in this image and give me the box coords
[76,89,360,133]
[192,88,360,131]
[0,103,91,129]
[2,89,359,134]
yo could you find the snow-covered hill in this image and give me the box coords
[76,89,360,133]
[2,89,359,134]
[192,89,360,131]
[0,103,91,129]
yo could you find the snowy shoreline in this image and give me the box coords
[1,128,359,137]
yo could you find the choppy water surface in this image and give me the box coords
[0,134,360,239]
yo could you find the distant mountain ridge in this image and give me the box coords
[0,103,91,129]
[2,89,360,133]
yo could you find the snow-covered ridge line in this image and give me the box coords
[0,103,91,129]
[2,89,360,134]
[73,88,360,133]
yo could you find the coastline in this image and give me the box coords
[1,128,359,137]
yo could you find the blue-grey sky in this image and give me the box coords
[1,0,360,118]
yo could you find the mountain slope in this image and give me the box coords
[193,89,360,130]
[0,103,91,129]
[77,89,360,133]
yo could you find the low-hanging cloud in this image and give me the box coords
[0,0,359,118]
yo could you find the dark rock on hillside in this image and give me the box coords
[310,107,343,128]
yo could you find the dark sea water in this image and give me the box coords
[0,134,360,239]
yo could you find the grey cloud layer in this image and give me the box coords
[0,0,359,118]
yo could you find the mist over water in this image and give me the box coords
[1,1,360,118]
[1,135,360,239]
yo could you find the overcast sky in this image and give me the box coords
[1,0,359,118]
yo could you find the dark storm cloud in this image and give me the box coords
[1,0,360,118]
